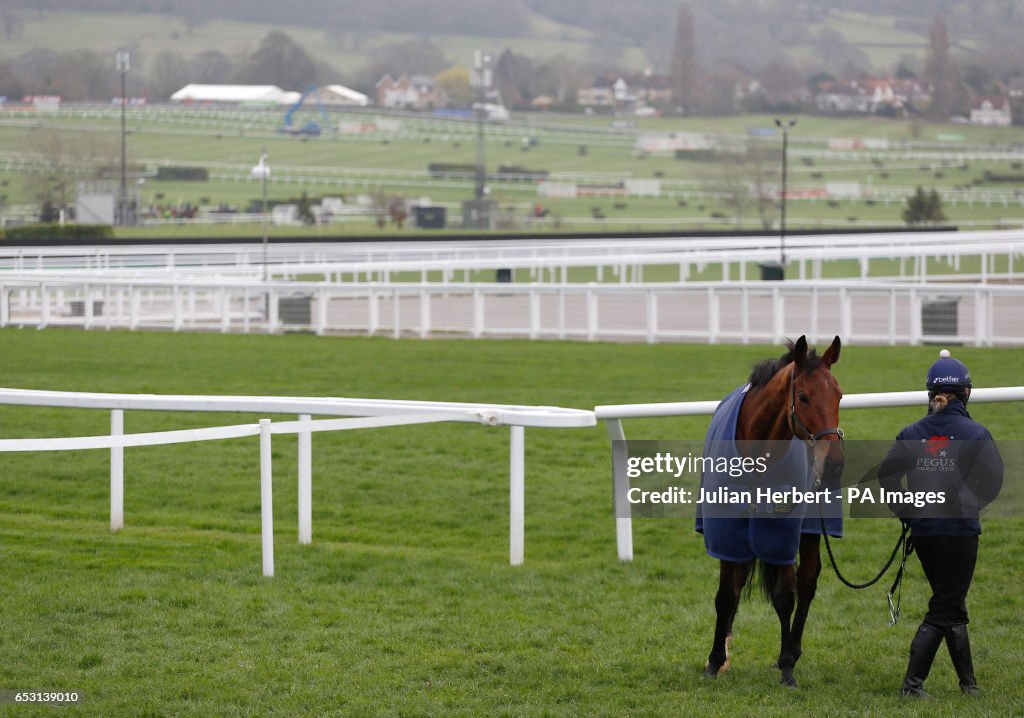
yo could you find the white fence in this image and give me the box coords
[0,388,595,573]
[595,386,1024,561]
[1,277,1023,346]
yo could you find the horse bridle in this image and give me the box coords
[789,366,844,449]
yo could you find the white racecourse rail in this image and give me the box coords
[594,386,1024,561]
[1,230,1022,284]
[1,277,1023,346]
[0,388,595,574]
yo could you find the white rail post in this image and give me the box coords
[772,286,784,344]
[606,418,633,561]
[509,425,525,566]
[297,414,312,545]
[707,287,719,344]
[529,289,540,340]
[586,282,597,342]
[368,285,379,335]
[839,287,852,341]
[84,284,93,329]
[40,284,49,328]
[419,288,430,339]
[110,409,124,532]
[645,289,657,344]
[259,419,275,578]
[220,288,230,333]
[267,288,279,333]
[472,288,484,338]
[0,283,8,327]
[974,288,985,348]
[392,288,401,339]
[315,288,327,336]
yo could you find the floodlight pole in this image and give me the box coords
[260,151,269,282]
[472,50,492,201]
[116,50,130,226]
[774,117,796,267]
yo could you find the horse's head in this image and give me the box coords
[789,335,844,484]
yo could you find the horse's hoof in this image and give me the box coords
[702,662,720,679]
[780,674,798,688]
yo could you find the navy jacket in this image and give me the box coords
[878,401,1003,536]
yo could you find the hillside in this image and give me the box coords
[4,1,1023,76]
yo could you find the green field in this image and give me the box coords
[2,107,1024,240]
[0,330,1022,716]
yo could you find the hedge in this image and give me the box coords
[3,224,115,243]
[154,166,209,181]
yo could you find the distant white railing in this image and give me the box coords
[0,388,595,573]
[594,386,1024,561]
[1,277,1022,347]
[1,231,1021,284]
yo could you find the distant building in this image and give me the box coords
[170,84,298,105]
[624,73,674,107]
[318,84,369,107]
[577,77,616,108]
[814,77,930,115]
[969,96,1012,126]
[1006,78,1024,98]
[376,75,442,110]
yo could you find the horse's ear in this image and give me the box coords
[822,335,841,368]
[792,335,809,368]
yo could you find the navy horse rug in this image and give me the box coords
[695,385,843,565]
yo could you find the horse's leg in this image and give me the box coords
[790,533,822,668]
[765,562,799,687]
[704,560,749,677]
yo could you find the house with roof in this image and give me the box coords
[814,77,929,115]
[375,75,443,110]
[969,96,1012,126]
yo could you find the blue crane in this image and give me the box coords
[279,85,329,136]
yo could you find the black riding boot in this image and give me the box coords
[945,624,979,695]
[899,623,944,698]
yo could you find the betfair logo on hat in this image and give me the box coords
[932,374,968,384]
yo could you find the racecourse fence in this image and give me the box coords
[1,277,1022,346]
[0,388,595,574]
[595,386,1024,561]
[1,230,1022,284]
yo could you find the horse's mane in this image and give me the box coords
[747,341,822,388]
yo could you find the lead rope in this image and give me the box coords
[819,511,909,592]
[886,531,915,625]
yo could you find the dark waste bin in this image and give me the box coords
[279,295,313,327]
[413,206,447,229]
[922,296,959,339]
[496,268,513,283]
[759,261,785,281]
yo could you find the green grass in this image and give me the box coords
[0,330,1022,716]
[3,109,1024,238]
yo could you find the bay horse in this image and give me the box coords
[700,335,844,687]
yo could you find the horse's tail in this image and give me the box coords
[758,560,783,602]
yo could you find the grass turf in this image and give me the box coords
[0,330,1022,716]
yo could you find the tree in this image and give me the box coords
[923,15,960,120]
[192,50,234,84]
[2,9,24,41]
[494,49,535,109]
[352,40,448,93]
[902,186,947,225]
[237,32,319,90]
[670,3,698,114]
[149,50,191,101]
[28,130,117,218]
[434,65,472,107]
